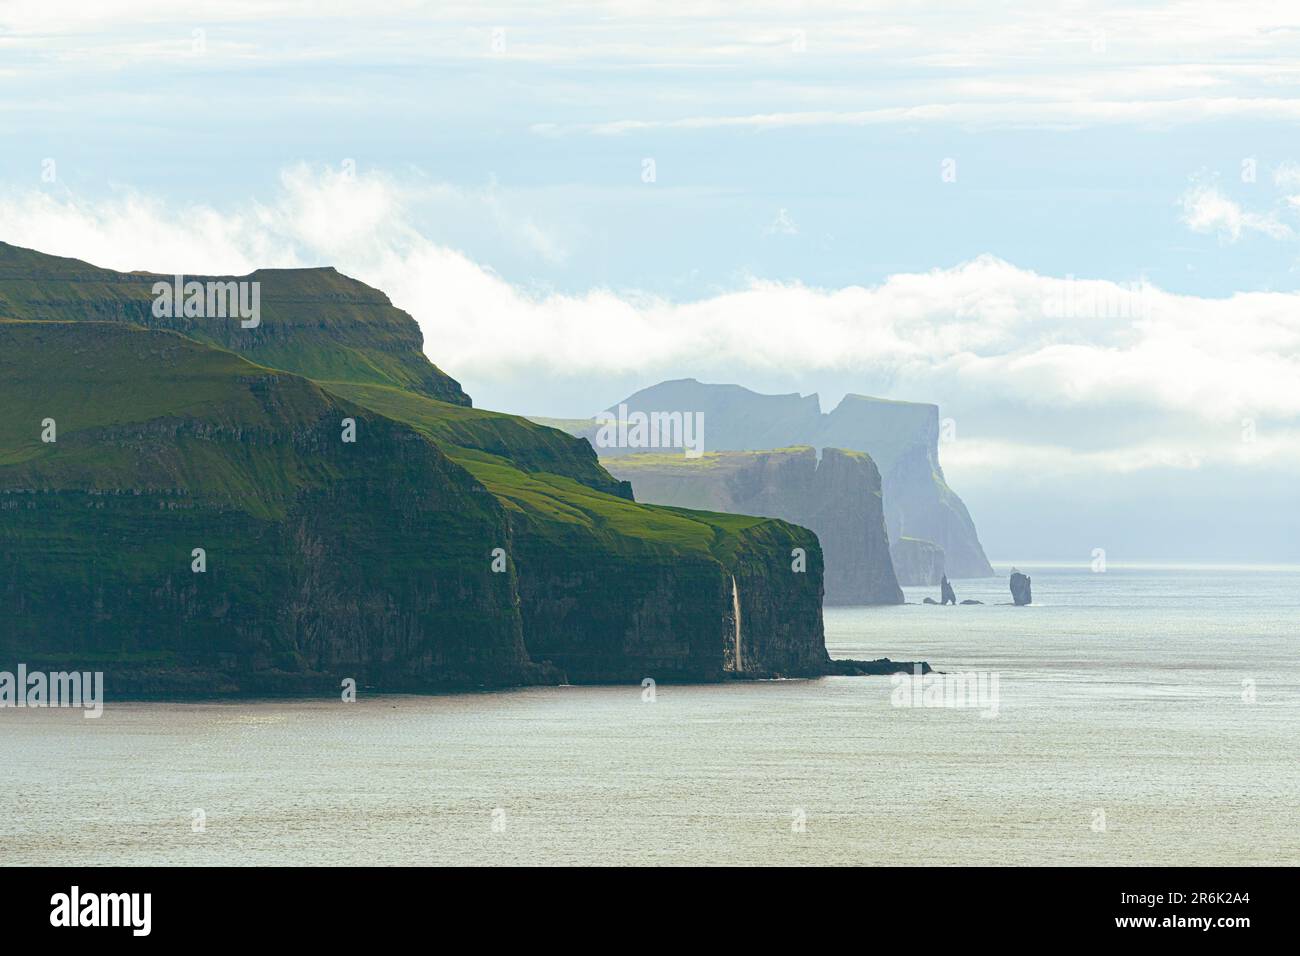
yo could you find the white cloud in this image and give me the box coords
[940,432,1300,478]
[2,167,1298,483]
[1179,182,1294,242]
[1274,161,1300,191]
[6,2,1300,131]
[538,98,1300,136]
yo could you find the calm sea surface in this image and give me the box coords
[3,565,1297,865]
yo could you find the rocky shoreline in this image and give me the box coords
[3,654,934,701]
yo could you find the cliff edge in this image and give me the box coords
[604,447,904,606]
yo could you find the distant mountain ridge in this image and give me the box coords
[547,378,994,581]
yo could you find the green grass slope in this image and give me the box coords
[327,381,632,500]
[0,241,469,406]
[603,445,905,606]
[0,320,532,691]
[1,240,834,686]
[328,381,829,679]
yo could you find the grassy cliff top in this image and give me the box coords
[600,446,821,471]
[0,246,823,575]
[0,321,420,520]
[600,445,878,473]
[330,379,810,561]
[525,415,598,434]
[326,381,630,499]
[0,241,469,406]
[0,319,327,448]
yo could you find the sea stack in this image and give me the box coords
[1010,570,1032,606]
[940,575,957,606]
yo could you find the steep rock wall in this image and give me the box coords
[0,322,533,692]
[889,536,946,586]
[564,379,994,579]
[604,447,903,606]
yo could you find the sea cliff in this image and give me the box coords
[604,447,904,606]
[0,244,850,692]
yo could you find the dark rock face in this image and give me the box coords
[0,247,916,695]
[1010,570,1032,606]
[890,536,945,586]
[0,320,833,693]
[805,449,903,606]
[724,523,834,677]
[0,324,533,692]
[875,431,993,580]
[940,576,957,605]
[604,447,904,606]
[511,514,830,682]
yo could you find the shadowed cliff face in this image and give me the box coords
[819,395,993,578]
[0,292,830,689]
[603,447,904,606]
[508,517,827,681]
[799,449,903,605]
[878,430,993,580]
[714,516,831,675]
[891,537,945,586]
[0,322,534,692]
[326,383,829,681]
[552,378,994,580]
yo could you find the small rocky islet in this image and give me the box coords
[920,571,1032,606]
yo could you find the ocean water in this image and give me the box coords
[2,565,1297,866]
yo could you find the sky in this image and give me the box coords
[1,1,1298,562]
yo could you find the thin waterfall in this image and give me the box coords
[731,575,743,672]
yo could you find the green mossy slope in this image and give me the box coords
[328,381,829,680]
[0,245,834,690]
[0,321,531,691]
[0,242,469,406]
